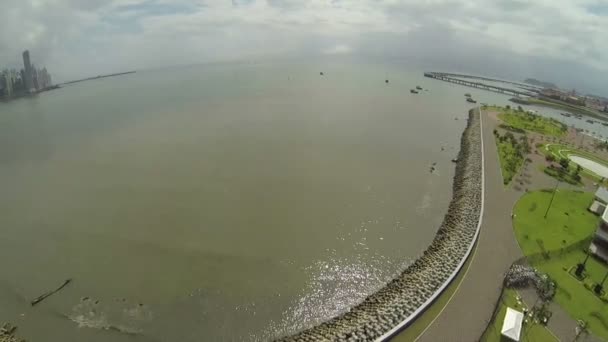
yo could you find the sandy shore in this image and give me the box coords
[276,108,483,341]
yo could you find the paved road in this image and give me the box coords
[416,108,524,342]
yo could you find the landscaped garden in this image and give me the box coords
[512,190,608,340]
[540,143,608,185]
[493,130,529,185]
[491,105,567,137]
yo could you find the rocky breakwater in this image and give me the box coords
[277,108,483,341]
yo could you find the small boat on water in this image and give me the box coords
[560,113,572,117]
[410,89,419,94]
[465,93,471,97]
[451,158,458,163]
[385,79,389,83]
[466,97,477,103]
[320,72,324,76]
[416,86,423,90]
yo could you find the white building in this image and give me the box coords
[590,206,608,262]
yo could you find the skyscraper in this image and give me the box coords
[2,69,14,97]
[22,50,35,93]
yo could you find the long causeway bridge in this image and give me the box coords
[424,72,540,97]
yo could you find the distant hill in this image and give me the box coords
[524,78,557,89]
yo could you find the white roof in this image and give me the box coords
[501,307,524,341]
[596,187,608,203]
[590,200,606,214]
[602,205,608,223]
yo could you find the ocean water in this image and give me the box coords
[0,61,511,341]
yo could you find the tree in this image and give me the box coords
[517,105,524,112]
[506,105,511,110]
[559,157,569,169]
[545,154,555,162]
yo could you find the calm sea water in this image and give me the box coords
[0,61,517,341]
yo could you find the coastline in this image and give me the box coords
[276,108,484,341]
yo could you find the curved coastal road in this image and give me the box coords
[415,108,523,342]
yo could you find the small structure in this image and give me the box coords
[501,307,524,341]
[589,206,608,262]
[589,187,608,215]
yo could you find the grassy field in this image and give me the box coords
[495,134,525,185]
[512,190,608,339]
[480,289,558,342]
[493,107,566,137]
[513,190,597,253]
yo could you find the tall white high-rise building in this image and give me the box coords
[2,69,14,97]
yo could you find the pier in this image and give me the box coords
[424,72,539,97]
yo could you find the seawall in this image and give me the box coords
[276,108,484,341]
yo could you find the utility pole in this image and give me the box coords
[575,253,590,278]
[594,270,608,295]
[544,179,560,219]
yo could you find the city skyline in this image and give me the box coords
[0,0,607,95]
[1,49,53,100]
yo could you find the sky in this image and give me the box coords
[1,0,607,94]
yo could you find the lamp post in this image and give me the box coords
[544,179,560,219]
[575,253,590,278]
[594,270,608,295]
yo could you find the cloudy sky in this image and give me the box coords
[1,0,607,94]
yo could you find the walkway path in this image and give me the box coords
[415,108,524,341]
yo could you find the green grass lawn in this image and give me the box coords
[495,107,566,137]
[513,190,597,253]
[513,190,608,339]
[495,135,525,185]
[481,289,558,342]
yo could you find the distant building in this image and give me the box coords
[22,50,36,93]
[590,206,608,263]
[2,69,14,98]
[31,64,39,91]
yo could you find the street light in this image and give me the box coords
[544,179,560,219]
[594,270,608,295]
[575,253,590,278]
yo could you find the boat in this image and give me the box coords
[416,86,423,90]
[385,79,389,83]
[560,113,572,117]
[465,93,471,97]
[320,72,324,75]
[451,158,458,163]
[410,89,419,94]
[466,98,477,103]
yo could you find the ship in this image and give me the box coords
[416,86,423,90]
[410,89,419,94]
[466,97,477,103]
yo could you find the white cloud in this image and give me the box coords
[0,0,607,93]
[323,44,353,55]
